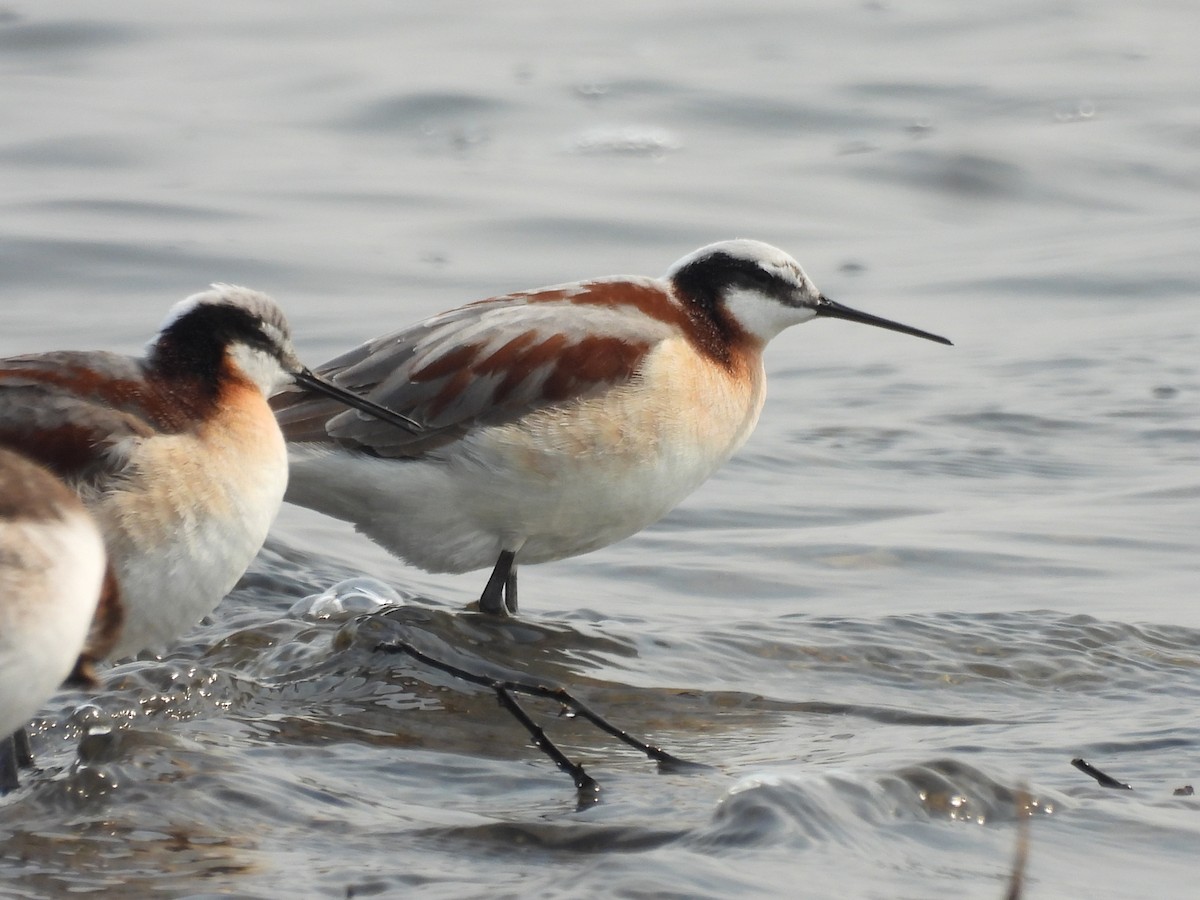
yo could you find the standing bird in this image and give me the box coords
[0,285,420,660]
[273,240,951,615]
[0,447,117,792]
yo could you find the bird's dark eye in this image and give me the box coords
[747,266,775,287]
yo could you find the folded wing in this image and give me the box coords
[0,352,158,492]
[272,279,677,457]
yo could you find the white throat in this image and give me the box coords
[722,287,818,343]
[227,343,291,396]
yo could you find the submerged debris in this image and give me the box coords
[1071,758,1131,790]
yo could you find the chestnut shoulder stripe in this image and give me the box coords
[539,335,649,402]
[518,278,743,365]
[0,421,125,484]
[0,351,247,433]
[0,353,148,409]
[413,329,653,422]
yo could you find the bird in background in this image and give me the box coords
[273,239,951,616]
[0,447,120,793]
[0,285,420,662]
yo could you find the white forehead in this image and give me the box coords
[666,239,806,282]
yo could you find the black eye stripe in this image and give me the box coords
[671,250,802,307]
[746,265,775,286]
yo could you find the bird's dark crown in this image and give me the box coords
[150,292,289,385]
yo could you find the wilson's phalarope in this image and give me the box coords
[273,240,950,615]
[0,285,419,659]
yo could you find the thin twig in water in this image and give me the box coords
[1071,757,1132,790]
[1004,785,1032,900]
[376,638,704,800]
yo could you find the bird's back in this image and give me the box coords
[272,278,683,456]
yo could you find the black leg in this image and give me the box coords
[493,685,598,801]
[376,637,707,802]
[479,550,516,616]
[0,733,20,794]
[13,726,33,768]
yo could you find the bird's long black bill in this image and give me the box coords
[815,296,952,346]
[293,369,422,433]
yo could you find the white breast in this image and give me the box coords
[97,396,288,660]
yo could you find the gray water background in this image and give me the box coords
[1,1,1199,897]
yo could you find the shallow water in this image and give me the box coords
[2,1,1199,897]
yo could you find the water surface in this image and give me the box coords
[2,1,1198,897]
